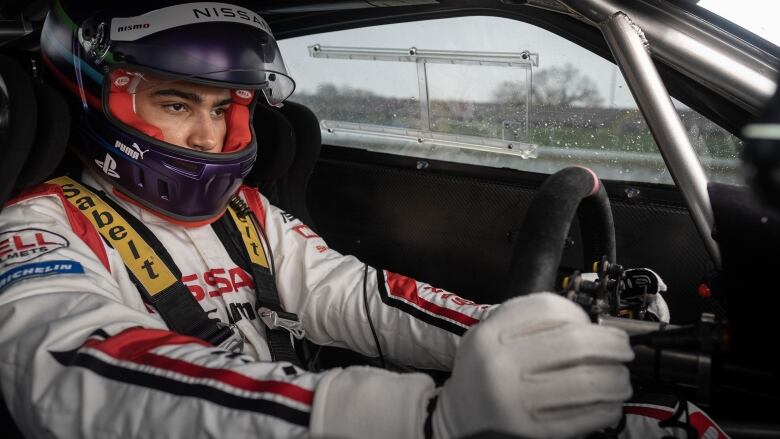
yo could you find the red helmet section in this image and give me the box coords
[106,69,253,152]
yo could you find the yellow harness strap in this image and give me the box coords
[49,176,178,295]
[227,204,269,269]
[47,176,234,346]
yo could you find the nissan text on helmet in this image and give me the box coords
[40,1,295,223]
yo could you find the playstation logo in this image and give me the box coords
[95,153,120,178]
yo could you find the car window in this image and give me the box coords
[278,16,742,185]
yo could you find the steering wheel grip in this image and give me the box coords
[502,166,616,300]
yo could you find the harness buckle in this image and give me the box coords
[216,322,246,353]
[258,307,306,339]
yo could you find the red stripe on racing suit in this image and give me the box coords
[385,271,484,328]
[79,327,315,406]
[623,402,729,438]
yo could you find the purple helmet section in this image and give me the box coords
[81,111,257,220]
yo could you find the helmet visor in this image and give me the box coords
[86,4,295,106]
[101,64,293,110]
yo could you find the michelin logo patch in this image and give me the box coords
[0,260,84,291]
[0,229,69,266]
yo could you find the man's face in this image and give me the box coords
[134,75,232,153]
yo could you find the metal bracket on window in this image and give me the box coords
[321,120,537,158]
[308,45,539,68]
[309,45,539,158]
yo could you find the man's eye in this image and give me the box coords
[164,103,187,112]
[212,107,228,118]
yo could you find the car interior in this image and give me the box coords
[1,0,780,437]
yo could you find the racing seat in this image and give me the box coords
[245,103,297,199]
[247,100,322,229]
[0,51,70,439]
[0,53,71,210]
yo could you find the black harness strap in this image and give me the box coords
[212,197,303,367]
[48,177,234,347]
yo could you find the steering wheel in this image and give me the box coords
[501,166,616,300]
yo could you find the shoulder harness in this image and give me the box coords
[48,176,302,366]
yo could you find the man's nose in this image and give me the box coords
[187,112,220,152]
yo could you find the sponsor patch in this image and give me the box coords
[113,140,148,161]
[116,23,150,32]
[0,260,84,291]
[110,3,273,42]
[292,224,320,239]
[234,89,252,99]
[0,229,69,266]
[114,76,130,87]
[95,153,121,178]
[279,211,296,224]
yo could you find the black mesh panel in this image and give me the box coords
[307,147,720,324]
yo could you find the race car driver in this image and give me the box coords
[0,1,724,438]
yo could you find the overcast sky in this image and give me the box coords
[278,0,778,109]
[699,0,780,45]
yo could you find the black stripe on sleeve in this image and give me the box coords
[50,349,310,427]
[88,328,110,339]
[375,269,466,336]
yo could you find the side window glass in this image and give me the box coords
[675,100,742,185]
[278,16,741,185]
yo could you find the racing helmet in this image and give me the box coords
[40,1,295,223]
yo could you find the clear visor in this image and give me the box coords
[108,66,294,107]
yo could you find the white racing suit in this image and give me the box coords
[0,172,726,438]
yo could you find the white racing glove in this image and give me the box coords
[310,293,634,439]
[432,292,635,438]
